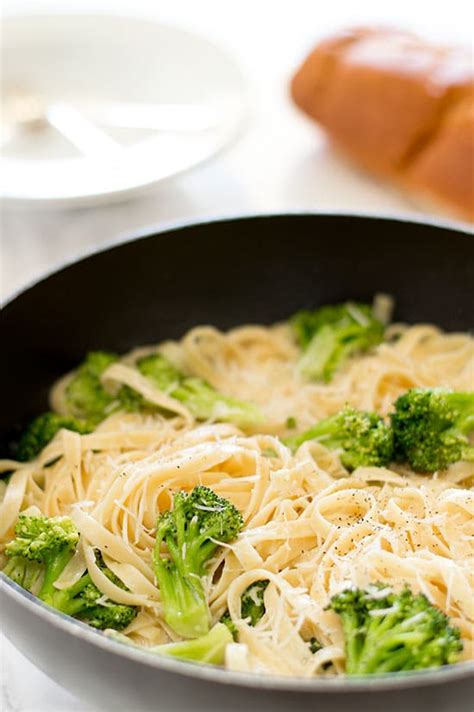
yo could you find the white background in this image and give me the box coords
[1,1,473,710]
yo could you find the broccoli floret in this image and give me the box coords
[65,351,120,423]
[136,353,183,389]
[82,604,136,631]
[220,611,237,638]
[150,622,232,665]
[127,354,263,428]
[153,486,243,639]
[118,385,144,412]
[305,638,333,670]
[5,513,80,608]
[328,584,463,675]
[308,637,322,654]
[284,406,393,471]
[391,388,474,473]
[5,513,79,570]
[71,568,137,631]
[13,351,120,461]
[241,580,269,625]
[15,412,92,462]
[221,579,269,639]
[292,302,385,382]
[4,514,136,631]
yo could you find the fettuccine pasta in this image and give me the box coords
[1,320,473,676]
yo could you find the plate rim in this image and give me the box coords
[0,10,250,206]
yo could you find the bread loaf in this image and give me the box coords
[291,28,474,221]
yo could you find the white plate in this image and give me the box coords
[0,13,248,206]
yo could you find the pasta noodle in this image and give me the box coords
[0,321,473,676]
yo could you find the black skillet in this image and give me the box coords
[1,214,473,712]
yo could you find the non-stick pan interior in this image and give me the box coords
[1,213,472,454]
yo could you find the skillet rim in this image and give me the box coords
[1,211,473,693]
[1,209,472,310]
[2,573,473,693]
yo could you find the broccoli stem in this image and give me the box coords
[297,326,340,382]
[358,628,428,674]
[392,388,474,472]
[39,564,137,629]
[38,548,74,596]
[151,622,233,665]
[365,648,413,674]
[338,607,365,675]
[153,509,211,638]
[2,556,42,591]
[154,557,211,638]
[38,548,84,610]
[284,412,342,451]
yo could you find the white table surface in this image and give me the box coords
[0,1,472,710]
